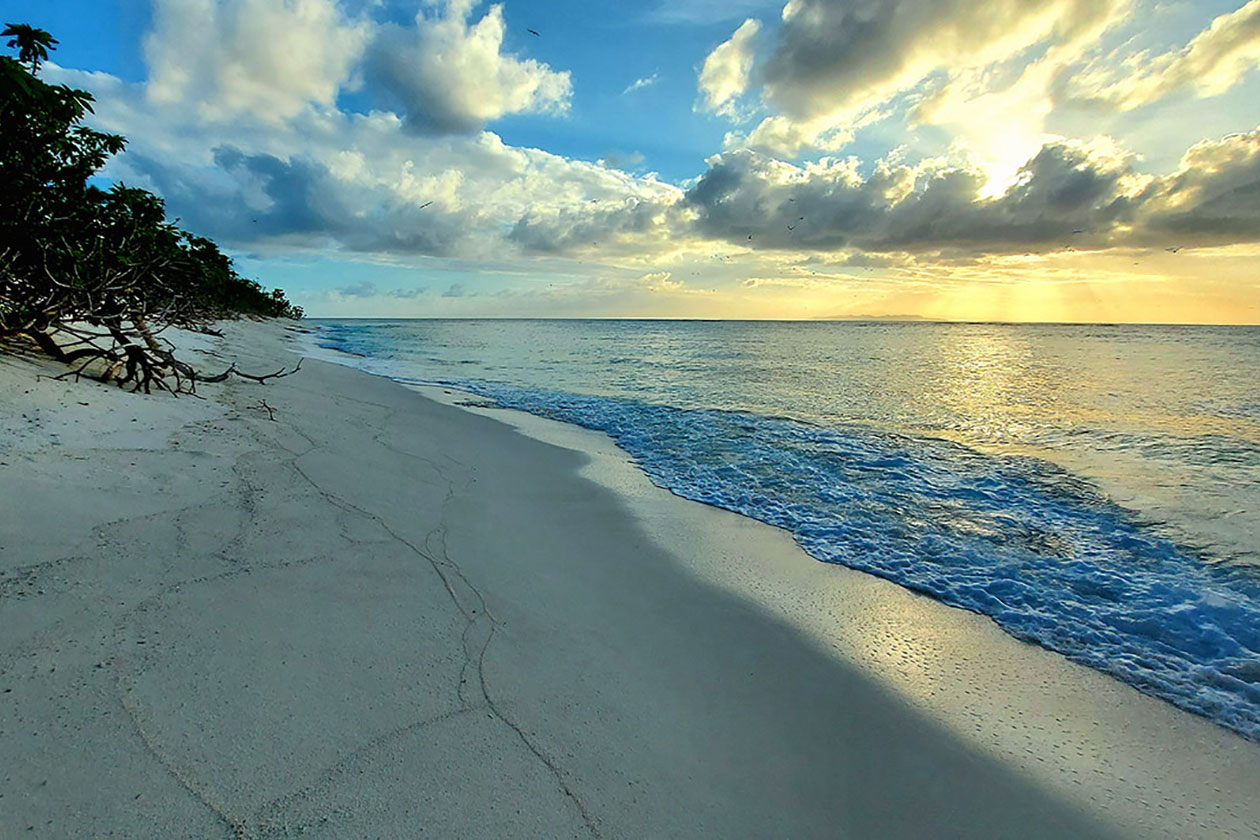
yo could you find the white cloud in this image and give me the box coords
[645,0,777,25]
[735,114,854,157]
[697,18,760,119]
[45,56,682,262]
[370,0,572,134]
[1061,0,1260,110]
[906,3,1130,194]
[764,0,1129,119]
[727,0,1131,156]
[143,0,371,123]
[640,270,682,291]
[623,73,660,94]
[69,31,1260,270]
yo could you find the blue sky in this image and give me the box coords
[7,0,1260,322]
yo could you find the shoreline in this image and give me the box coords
[412,381,1260,836]
[2,320,1258,837]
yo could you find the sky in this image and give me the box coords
[6,0,1260,322]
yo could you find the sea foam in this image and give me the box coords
[435,380,1260,741]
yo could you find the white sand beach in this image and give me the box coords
[2,320,1258,838]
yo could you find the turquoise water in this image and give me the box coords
[309,319,1260,739]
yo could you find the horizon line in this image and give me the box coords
[302,316,1260,327]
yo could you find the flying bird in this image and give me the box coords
[787,225,796,231]
[419,201,434,209]
[527,28,540,36]
[748,234,753,240]
[1165,245,1182,253]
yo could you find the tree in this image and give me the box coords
[0,26,302,394]
[2,24,57,73]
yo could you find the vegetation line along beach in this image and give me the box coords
[1,24,300,395]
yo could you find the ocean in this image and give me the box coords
[307,319,1260,740]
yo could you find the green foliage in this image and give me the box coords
[2,24,57,73]
[0,25,301,369]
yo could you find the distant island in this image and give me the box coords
[811,313,941,322]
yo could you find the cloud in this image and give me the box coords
[129,141,478,257]
[640,270,682,291]
[143,0,371,123]
[645,0,778,25]
[1137,129,1260,244]
[1058,0,1260,110]
[442,282,467,297]
[720,0,1129,156]
[683,130,1260,255]
[623,73,660,94]
[762,0,1124,119]
[903,3,1129,194]
[697,18,760,119]
[508,193,683,255]
[505,128,1260,260]
[370,0,572,134]
[337,281,379,297]
[601,150,646,169]
[44,57,677,264]
[735,114,857,157]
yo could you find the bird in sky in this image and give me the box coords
[787,225,796,231]
[419,201,433,209]
[1165,245,1182,253]
[527,28,540,36]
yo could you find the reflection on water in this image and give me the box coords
[312,319,1260,567]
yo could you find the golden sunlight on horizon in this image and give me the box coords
[698,249,1260,324]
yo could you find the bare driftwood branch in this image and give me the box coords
[30,316,305,396]
[224,357,303,384]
